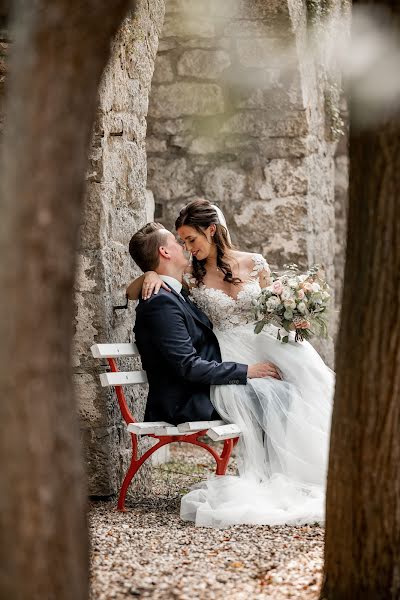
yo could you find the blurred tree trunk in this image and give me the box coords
[0,1,132,599]
[321,2,400,599]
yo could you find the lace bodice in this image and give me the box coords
[188,254,270,331]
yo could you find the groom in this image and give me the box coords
[129,222,279,425]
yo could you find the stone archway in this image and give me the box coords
[74,1,165,496]
[76,0,348,496]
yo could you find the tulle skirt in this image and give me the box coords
[180,323,335,527]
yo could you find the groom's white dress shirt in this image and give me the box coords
[159,275,185,300]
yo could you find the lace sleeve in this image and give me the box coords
[183,268,197,290]
[250,254,271,288]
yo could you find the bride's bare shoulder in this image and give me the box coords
[230,250,265,268]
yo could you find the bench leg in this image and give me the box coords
[117,437,170,511]
[118,434,240,510]
[215,438,237,475]
[188,435,240,476]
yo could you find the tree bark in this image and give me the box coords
[321,3,400,598]
[0,1,132,598]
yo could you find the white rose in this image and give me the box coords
[297,302,306,314]
[288,278,298,289]
[281,288,292,301]
[266,296,280,310]
[284,298,296,308]
[311,282,320,292]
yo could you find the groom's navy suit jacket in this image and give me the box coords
[134,288,247,425]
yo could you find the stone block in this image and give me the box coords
[181,38,230,50]
[188,137,221,154]
[162,14,215,38]
[147,157,196,200]
[177,49,231,79]
[107,205,145,246]
[149,83,224,118]
[169,133,194,150]
[150,117,193,136]
[223,136,310,159]
[145,189,155,222]
[221,111,308,138]
[232,81,304,112]
[202,166,247,203]
[334,155,349,199]
[224,19,287,39]
[167,0,215,16]
[146,136,168,153]
[125,78,150,117]
[158,39,177,52]
[125,39,156,88]
[121,113,148,143]
[73,290,100,369]
[258,159,308,199]
[232,198,309,259]
[167,0,287,19]
[236,36,296,70]
[235,0,289,19]
[75,373,110,427]
[79,182,111,250]
[152,54,174,83]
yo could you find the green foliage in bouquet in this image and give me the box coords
[253,264,330,343]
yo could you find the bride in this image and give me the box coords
[127,198,335,527]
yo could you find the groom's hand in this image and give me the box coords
[248,362,282,380]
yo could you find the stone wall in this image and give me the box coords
[334,98,349,317]
[146,0,348,365]
[74,1,165,496]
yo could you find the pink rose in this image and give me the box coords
[303,282,313,292]
[295,319,311,329]
[297,289,305,300]
[272,280,283,295]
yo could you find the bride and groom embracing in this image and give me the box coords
[128,198,335,527]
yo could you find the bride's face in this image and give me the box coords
[177,224,213,261]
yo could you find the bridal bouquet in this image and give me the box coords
[253,264,330,343]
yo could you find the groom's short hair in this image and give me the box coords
[129,222,168,272]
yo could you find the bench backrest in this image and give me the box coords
[91,343,148,425]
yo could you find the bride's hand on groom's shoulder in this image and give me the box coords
[248,362,282,380]
[142,271,170,300]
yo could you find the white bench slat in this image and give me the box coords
[127,422,191,436]
[152,425,184,436]
[127,421,171,434]
[91,343,139,359]
[207,424,241,441]
[177,420,226,433]
[99,371,148,387]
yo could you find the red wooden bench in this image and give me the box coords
[91,343,241,510]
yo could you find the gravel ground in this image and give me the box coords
[89,443,324,600]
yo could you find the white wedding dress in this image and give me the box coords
[180,255,335,527]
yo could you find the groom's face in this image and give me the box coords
[162,231,190,269]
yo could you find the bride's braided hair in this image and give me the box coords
[175,198,242,287]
